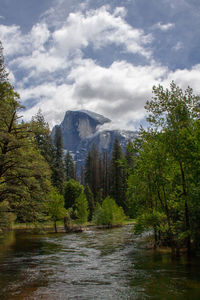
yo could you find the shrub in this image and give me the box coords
[93,196,125,226]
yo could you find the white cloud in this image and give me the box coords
[153,22,175,31]
[1,5,152,78]
[164,65,200,94]
[12,51,67,73]
[0,25,26,56]
[20,58,168,129]
[2,3,200,131]
[20,59,200,130]
[52,6,152,58]
[30,23,50,50]
[20,83,76,128]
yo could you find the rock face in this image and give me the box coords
[52,110,137,171]
[52,110,111,151]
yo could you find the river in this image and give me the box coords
[0,226,200,299]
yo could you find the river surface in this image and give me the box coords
[0,226,200,299]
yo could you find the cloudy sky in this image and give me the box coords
[1,0,200,129]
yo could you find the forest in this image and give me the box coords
[0,40,200,255]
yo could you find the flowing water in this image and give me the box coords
[0,226,200,300]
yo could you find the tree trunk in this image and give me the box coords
[179,162,191,255]
[54,221,57,233]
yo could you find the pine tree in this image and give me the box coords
[52,126,65,193]
[65,150,76,181]
[31,109,54,165]
[84,144,100,202]
[110,138,127,211]
[84,184,94,221]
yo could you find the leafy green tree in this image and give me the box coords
[75,192,88,224]
[47,189,67,232]
[0,41,52,224]
[93,196,125,226]
[128,82,200,254]
[65,150,76,180]
[64,179,83,210]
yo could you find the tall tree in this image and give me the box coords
[84,144,100,202]
[52,126,65,193]
[110,138,127,211]
[84,184,94,221]
[65,150,76,181]
[0,41,52,224]
[128,82,200,254]
[31,109,55,165]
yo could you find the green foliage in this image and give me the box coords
[0,201,16,230]
[31,109,55,166]
[0,41,52,226]
[93,196,125,226]
[110,139,127,212]
[52,126,65,193]
[128,82,200,252]
[84,144,101,201]
[64,179,83,210]
[47,189,67,232]
[84,184,94,221]
[65,150,76,181]
[75,192,88,224]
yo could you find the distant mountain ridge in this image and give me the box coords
[52,110,137,170]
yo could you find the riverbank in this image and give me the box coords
[9,219,135,234]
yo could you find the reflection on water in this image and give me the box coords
[0,226,200,299]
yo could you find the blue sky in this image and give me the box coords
[0,0,200,129]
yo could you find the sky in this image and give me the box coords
[1,0,200,130]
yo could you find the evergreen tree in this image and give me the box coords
[125,140,135,174]
[84,184,94,221]
[110,139,127,211]
[101,151,110,199]
[84,144,100,202]
[31,109,55,165]
[52,126,65,193]
[65,150,76,181]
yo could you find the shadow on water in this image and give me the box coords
[0,227,200,299]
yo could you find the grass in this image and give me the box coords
[12,217,135,231]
